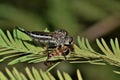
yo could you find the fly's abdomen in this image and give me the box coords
[16,27,55,43]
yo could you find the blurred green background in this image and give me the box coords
[1,0,120,80]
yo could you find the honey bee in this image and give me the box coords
[44,45,74,65]
[48,44,74,59]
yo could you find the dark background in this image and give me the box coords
[0,0,120,80]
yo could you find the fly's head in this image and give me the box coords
[64,36,73,46]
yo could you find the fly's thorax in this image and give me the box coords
[53,29,68,43]
[55,29,68,37]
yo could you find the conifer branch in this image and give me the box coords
[0,28,120,68]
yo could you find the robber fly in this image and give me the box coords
[16,27,74,60]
